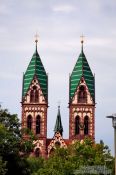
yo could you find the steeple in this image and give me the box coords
[54,106,63,136]
[70,38,95,103]
[21,36,48,157]
[69,37,95,141]
[22,37,48,101]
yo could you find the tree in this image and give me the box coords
[67,138,114,174]
[0,107,33,175]
[0,106,114,174]
[0,156,7,175]
[33,138,114,175]
[20,128,37,156]
[27,157,44,175]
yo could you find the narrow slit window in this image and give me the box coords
[36,115,40,134]
[75,116,80,135]
[84,116,89,135]
[27,115,32,130]
[35,90,39,102]
[30,90,34,102]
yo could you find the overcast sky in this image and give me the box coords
[0,0,116,154]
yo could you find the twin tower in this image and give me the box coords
[21,38,95,157]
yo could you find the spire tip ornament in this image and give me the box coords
[34,33,39,51]
[58,101,61,109]
[80,34,85,44]
[35,33,39,43]
[80,34,85,51]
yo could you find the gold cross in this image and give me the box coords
[80,34,85,44]
[58,101,61,107]
[35,33,39,43]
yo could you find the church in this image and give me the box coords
[21,37,95,158]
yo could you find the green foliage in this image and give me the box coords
[0,108,21,157]
[20,128,36,156]
[0,107,34,175]
[0,157,7,175]
[27,157,44,174]
[0,106,114,175]
[32,138,114,175]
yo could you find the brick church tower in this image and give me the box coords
[21,37,95,157]
[69,39,95,141]
[21,39,48,157]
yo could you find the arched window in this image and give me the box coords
[35,90,39,102]
[27,115,32,130]
[35,148,40,157]
[36,115,40,134]
[30,90,34,102]
[75,116,80,135]
[30,86,39,103]
[78,86,87,103]
[84,116,89,135]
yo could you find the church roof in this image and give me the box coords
[22,42,48,100]
[54,106,63,135]
[70,43,95,102]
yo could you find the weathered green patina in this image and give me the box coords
[70,46,95,102]
[22,44,48,100]
[54,106,63,135]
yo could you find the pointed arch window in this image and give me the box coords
[30,86,39,103]
[84,116,89,135]
[78,85,87,103]
[35,90,39,102]
[75,116,80,135]
[30,90,34,102]
[36,115,41,134]
[27,115,32,130]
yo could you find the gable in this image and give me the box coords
[47,132,67,156]
[23,76,46,104]
[72,77,94,105]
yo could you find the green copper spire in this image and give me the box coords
[70,39,95,103]
[22,38,48,101]
[54,106,63,136]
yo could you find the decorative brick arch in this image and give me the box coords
[47,132,67,157]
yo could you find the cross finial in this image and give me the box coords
[80,34,85,51]
[58,101,61,108]
[35,33,39,44]
[80,34,85,44]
